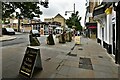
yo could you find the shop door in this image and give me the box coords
[112,24,115,55]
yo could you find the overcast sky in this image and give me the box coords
[40,0,86,26]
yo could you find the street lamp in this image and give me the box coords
[65,3,75,15]
[65,3,76,31]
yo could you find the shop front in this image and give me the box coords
[93,1,120,65]
[85,22,97,38]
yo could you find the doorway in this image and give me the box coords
[112,24,115,55]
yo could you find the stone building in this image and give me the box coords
[44,13,66,28]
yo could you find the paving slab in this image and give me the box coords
[2,36,119,79]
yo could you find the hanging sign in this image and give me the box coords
[105,7,112,15]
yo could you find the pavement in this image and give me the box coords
[0,35,16,42]
[1,35,120,79]
[0,32,22,42]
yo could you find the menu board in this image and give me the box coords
[75,36,81,45]
[19,46,42,78]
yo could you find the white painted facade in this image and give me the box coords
[112,9,116,44]
[111,8,117,55]
[96,16,106,47]
[96,5,117,55]
[106,14,112,44]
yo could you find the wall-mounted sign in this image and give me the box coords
[105,8,112,15]
[19,46,43,78]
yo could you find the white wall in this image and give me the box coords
[97,22,102,40]
[106,14,112,45]
[101,18,106,42]
[104,17,107,42]
[97,17,106,46]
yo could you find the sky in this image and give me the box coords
[40,0,86,27]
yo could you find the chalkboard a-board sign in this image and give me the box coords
[19,46,43,78]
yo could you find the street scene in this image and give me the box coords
[0,0,120,79]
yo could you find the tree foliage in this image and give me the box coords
[2,2,42,19]
[66,11,82,31]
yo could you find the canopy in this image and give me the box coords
[89,26,97,29]
[55,27,63,30]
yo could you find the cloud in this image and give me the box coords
[40,0,86,26]
[41,0,74,17]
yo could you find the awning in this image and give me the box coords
[85,22,97,26]
[55,27,63,30]
[85,22,97,29]
[88,26,96,29]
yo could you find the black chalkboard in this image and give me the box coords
[19,46,42,78]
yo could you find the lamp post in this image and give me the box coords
[65,3,76,29]
[65,3,75,15]
[65,3,76,35]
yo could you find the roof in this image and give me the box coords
[54,13,65,19]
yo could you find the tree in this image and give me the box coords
[66,11,82,31]
[2,2,42,31]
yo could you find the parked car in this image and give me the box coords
[2,28,15,35]
[30,30,40,37]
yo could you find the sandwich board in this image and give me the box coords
[74,36,81,45]
[19,46,42,78]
